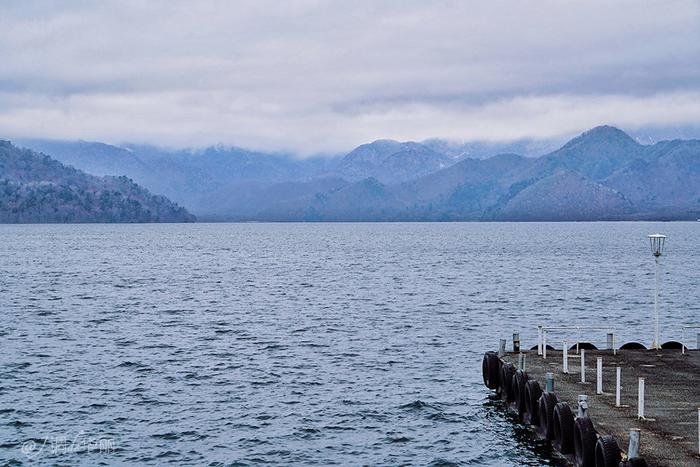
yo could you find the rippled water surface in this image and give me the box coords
[1,222,698,465]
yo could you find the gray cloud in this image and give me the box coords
[0,0,699,154]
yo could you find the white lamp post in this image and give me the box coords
[648,234,666,350]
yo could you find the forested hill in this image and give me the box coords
[0,140,195,223]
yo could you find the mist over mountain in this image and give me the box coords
[0,141,194,223]
[420,137,564,160]
[14,126,700,221]
[334,140,455,184]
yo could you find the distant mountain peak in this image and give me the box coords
[338,140,453,184]
[526,125,644,182]
[587,124,624,133]
[352,139,401,152]
[368,139,401,145]
[565,125,638,148]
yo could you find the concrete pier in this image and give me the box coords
[500,348,700,466]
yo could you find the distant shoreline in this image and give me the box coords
[1,219,698,226]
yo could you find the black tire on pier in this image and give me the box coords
[512,370,529,420]
[524,380,542,425]
[529,344,555,351]
[553,402,575,454]
[481,352,489,387]
[619,342,647,350]
[482,352,501,390]
[538,392,558,440]
[569,342,598,351]
[594,435,621,467]
[499,362,516,402]
[573,416,597,467]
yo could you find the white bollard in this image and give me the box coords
[563,340,569,374]
[628,428,640,458]
[578,394,588,417]
[638,377,645,419]
[596,357,603,394]
[580,349,586,383]
[538,326,543,356]
[543,331,548,360]
[615,367,621,407]
[577,327,581,353]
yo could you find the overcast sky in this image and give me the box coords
[1,0,699,154]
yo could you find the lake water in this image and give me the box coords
[1,222,698,465]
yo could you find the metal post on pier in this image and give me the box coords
[563,340,569,374]
[580,349,586,383]
[537,325,543,356]
[546,372,554,392]
[577,326,581,354]
[615,367,621,407]
[607,333,614,350]
[518,352,525,371]
[543,331,548,360]
[498,339,506,357]
[628,428,641,458]
[680,327,685,354]
[681,327,700,355]
[638,377,645,419]
[513,332,520,353]
[578,394,588,418]
[596,357,603,394]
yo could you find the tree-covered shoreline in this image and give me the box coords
[0,141,195,223]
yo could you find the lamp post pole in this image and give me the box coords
[648,234,666,350]
[653,254,660,349]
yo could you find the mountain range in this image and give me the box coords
[11,125,700,222]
